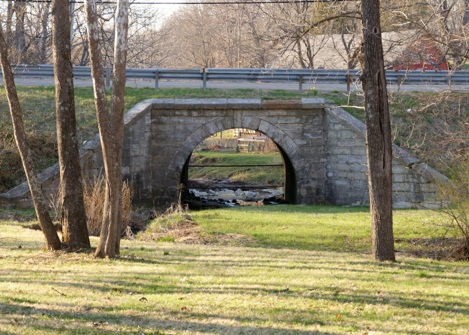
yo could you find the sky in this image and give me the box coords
[132,0,184,18]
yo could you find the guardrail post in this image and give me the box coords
[346,72,351,93]
[397,75,403,90]
[447,73,452,90]
[298,74,303,91]
[154,71,159,89]
[201,68,207,89]
[105,67,111,89]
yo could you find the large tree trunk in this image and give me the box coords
[109,0,129,255]
[51,0,91,250]
[360,0,395,261]
[0,28,62,251]
[85,0,129,258]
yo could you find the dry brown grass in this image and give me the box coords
[83,178,133,236]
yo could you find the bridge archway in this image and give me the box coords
[167,118,300,205]
[179,129,297,205]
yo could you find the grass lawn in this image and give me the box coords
[1,206,469,334]
[189,151,284,185]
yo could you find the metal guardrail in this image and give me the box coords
[3,64,469,90]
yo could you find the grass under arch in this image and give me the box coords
[1,205,469,334]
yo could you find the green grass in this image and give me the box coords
[185,206,449,255]
[2,206,469,334]
[1,206,469,334]
[190,151,284,185]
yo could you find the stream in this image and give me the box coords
[184,179,286,209]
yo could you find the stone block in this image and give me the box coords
[222,116,234,130]
[205,118,226,135]
[226,98,262,109]
[301,98,327,108]
[262,100,302,109]
[258,119,275,137]
[241,116,262,130]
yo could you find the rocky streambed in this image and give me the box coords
[183,179,286,209]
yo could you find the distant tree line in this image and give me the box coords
[1,0,469,70]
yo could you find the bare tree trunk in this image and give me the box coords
[14,1,27,63]
[85,0,129,258]
[6,1,14,46]
[51,0,91,250]
[40,3,50,64]
[360,0,395,261]
[0,27,62,251]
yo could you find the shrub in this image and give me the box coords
[83,178,133,236]
[436,158,469,259]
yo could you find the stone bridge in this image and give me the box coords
[0,98,446,209]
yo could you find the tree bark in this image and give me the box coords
[51,0,91,250]
[6,1,14,46]
[14,1,27,63]
[360,0,395,261]
[0,27,62,251]
[85,0,129,258]
[109,0,129,255]
[40,3,50,64]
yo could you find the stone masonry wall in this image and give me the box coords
[147,99,327,207]
[0,99,447,209]
[325,106,446,208]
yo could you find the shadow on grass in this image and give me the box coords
[2,251,468,319]
[1,248,467,333]
[0,298,452,335]
[0,301,336,335]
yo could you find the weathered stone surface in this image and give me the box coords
[261,100,302,109]
[0,99,446,209]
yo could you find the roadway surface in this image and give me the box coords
[2,76,468,92]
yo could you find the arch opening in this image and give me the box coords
[179,128,297,209]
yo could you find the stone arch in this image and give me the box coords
[165,116,302,204]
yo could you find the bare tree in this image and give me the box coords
[244,7,278,67]
[13,0,27,63]
[260,0,361,68]
[85,0,129,258]
[330,1,363,69]
[51,0,90,250]
[158,2,278,68]
[1,1,52,65]
[169,4,219,67]
[361,0,395,262]
[0,25,61,251]
[70,2,161,67]
[390,0,469,69]
[38,2,51,64]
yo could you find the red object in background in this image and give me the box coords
[389,34,449,71]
